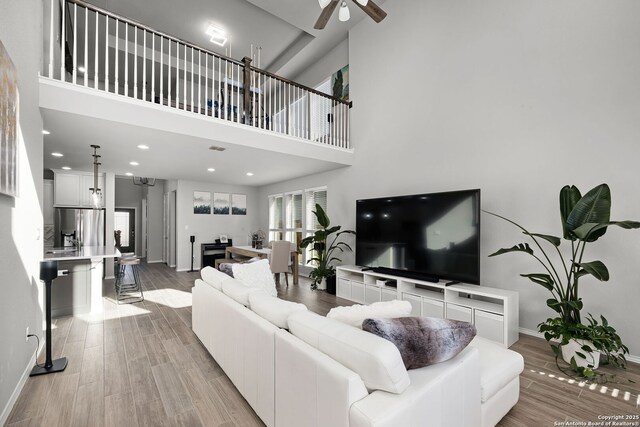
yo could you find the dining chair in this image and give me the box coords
[270,240,291,286]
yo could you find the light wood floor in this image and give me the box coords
[5,263,639,426]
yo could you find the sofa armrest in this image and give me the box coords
[349,347,481,427]
[275,329,369,427]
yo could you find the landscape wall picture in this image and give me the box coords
[0,40,18,197]
[232,194,247,215]
[193,191,211,214]
[213,193,230,215]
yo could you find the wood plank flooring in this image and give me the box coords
[5,263,639,426]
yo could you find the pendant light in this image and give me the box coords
[318,0,331,8]
[90,145,102,209]
[338,1,350,21]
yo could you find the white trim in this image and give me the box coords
[0,343,43,425]
[176,267,191,272]
[169,264,176,268]
[146,260,163,264]
[303,185,327,193]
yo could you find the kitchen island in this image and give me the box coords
[43,246,120,316]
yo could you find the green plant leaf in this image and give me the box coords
[528,233,561,247]
[572,221,640,240]
[560,185,582,240]
[488,243,533,257]
[566,184,611,242]
[575,260,609,281]
[324,225,341,236]
[314,203,330,228]
[520,273,555,291]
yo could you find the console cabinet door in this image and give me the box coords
[337,278,351,299]
[422,298,444,318]
[401,293,422,316]
[351,282,365,304]
[365,286,381,304]
[381,288,397,302]
[446,303,473,323]
[475,310,505,343]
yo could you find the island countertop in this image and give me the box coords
[43,246,121,261]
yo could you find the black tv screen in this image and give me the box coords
[356,189,481,284]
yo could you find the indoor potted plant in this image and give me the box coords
[486,184,639,380]
[300,204,355,292]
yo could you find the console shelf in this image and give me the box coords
[336,266,519,347]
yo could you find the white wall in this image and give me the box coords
[0,0,44,422]
[292,38,349,89]
[145,182,165,262]
[115,177,143,255]
[259,0,640,356]
[176,180,260,271]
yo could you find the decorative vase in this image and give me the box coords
[561,339,600,369]
[326,276,336,295]
[317,278,327,291]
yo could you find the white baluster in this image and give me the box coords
[115,19,118,94]
[190,47,194,112]
[72,3,77,84]
[61,0,65,80]
[198,50,202,113]
[155,35,159,103]
[105,15,109,92]
[134,27,138,98]
[49,0,54,77]
[124,22,128,96]
[204,53,208,116]
[84,6,88,86]
[94,10,98,89]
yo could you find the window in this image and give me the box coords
[268,186,327,266]
[268,194,283,242]
[304,187,328,266]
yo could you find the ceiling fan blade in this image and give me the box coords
[314,0,340,30]
[351,0,387,23]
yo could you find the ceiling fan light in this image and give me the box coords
[338,2,350,21]
[356,0,368,5]
[318,0,331,8]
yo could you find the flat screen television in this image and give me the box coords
[356,189,481,284]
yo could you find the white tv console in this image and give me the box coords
[336,266,519,348]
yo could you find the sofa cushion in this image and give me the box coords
[201,266,231,290]
[249,292,307,329]
[469,336,524,403]
[232,259,277,297]
[288,311,410,394]
[222,278,268,306]
[362,317,476,370]
[327,300,412,329]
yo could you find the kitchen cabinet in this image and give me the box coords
[53,170,105,208]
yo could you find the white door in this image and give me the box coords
[141,199,147,259]
[163,192,169,264]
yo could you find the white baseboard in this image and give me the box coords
[146,260,163,264]
[105,275,115,280]
[0,343,42,426]
[518,327,640,363]
[176,268,191,272]
[169,264,176,268]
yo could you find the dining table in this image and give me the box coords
[224,245,300,285]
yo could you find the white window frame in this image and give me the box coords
[304,186,328,267]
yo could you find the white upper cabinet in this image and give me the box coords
[53,170,105,208]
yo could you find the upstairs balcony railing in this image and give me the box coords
[44,0,351,149]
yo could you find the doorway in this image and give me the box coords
[114,208,136,254]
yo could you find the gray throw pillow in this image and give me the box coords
[362,317,476,369]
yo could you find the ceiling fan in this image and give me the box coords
[314,0,387,30]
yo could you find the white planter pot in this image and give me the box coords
[561,339,600,369]
[317,278,327,291]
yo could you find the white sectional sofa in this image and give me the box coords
[192,268,523,427]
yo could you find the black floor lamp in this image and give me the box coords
[189,235,195,272]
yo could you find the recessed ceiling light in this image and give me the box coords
[209,145,226,151]
[125,172,133,176]
[246,172,254,176]
[137,144,149,150]
[42,130,50,135]
[207,168,215,172]
[206,25,228,47]
[62,166,72,170]
[78,66,86,73]
[130,161,139,166]
[51,152,63,157]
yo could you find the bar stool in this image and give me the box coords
[115,252,136,280]
[114,257,144,304]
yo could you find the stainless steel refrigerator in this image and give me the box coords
[54,208,105,247]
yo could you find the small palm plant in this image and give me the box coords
[486,184,639,380]
[300,204,355,290]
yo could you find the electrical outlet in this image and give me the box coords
[25,327,29,342]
